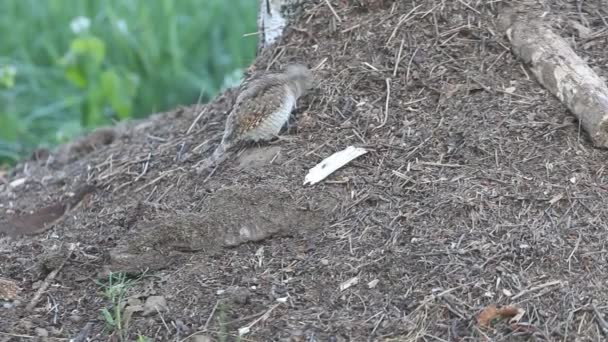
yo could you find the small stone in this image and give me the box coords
[69,315,83,323]
[127,297,143,307]
[35,327,48,337]
[191,334,212,342]
[222,286,250,305]
[17,319,33,330]
[143,296,168,316]
[175,319,191,335]
[288,329,305,342]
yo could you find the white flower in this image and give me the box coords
[1,65,16,77]
[0,64,17,88]
[116,19,128,34]
[70,16,91,34]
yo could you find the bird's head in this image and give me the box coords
[285,64,315,96]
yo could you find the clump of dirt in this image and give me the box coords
[2,0,608,341]
[106,184,337,275]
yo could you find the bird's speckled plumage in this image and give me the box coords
[197,64,314,174]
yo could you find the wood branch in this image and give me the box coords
[497,9,608,148]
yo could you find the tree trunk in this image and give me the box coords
[497,9,608,148]
[256,0,306,54]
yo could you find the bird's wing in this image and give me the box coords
[235,73,284,104]
[232,81,288,136]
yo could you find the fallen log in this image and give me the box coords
[497,9,608,148]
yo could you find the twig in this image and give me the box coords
[373,79,391,131]
[324,0,342,23]
[393,38,405,77]
[185,88,208,135]
[456,0,481,15]
[202,164,221,183]
[0,331,67,341]
[204,300,220,332]
[405,47,419,86]
[567,233,582,271]
[178,300,220,342]
[592,303,608,336]
[386,4,423,46]
[371,313,386,335]
[512,280,562,300]
[26,249,73,311]
[419,161,464,168]
[186,107,209,135]
[133,153,151,183]
[156,306,171,333]
[71,322,93,342]
[134,170,178,192]
[238,303,280,336]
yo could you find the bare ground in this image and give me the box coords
[2,0,608,341]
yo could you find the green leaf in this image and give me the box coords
[101,308,115,326]
[0,112,22,141]
[124,72,140,98]
[64,65,88,88]
[0,140,20,163]
[112,98,132,119]
[100,69,120,98]
[54,120,82,143]
[70,36,106,68]
[82,85,106,127]
[100,69,135,119]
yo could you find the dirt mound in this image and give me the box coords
[2,0,608,340]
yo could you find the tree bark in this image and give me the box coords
[256,0,306,54]
[497,9,608,148]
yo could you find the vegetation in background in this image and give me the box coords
[0,0,258,166]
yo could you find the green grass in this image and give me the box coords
[0,0,258,165]
[97,272,135,341]
[97,272,156,341]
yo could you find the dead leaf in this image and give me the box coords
[477,305,521,328]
